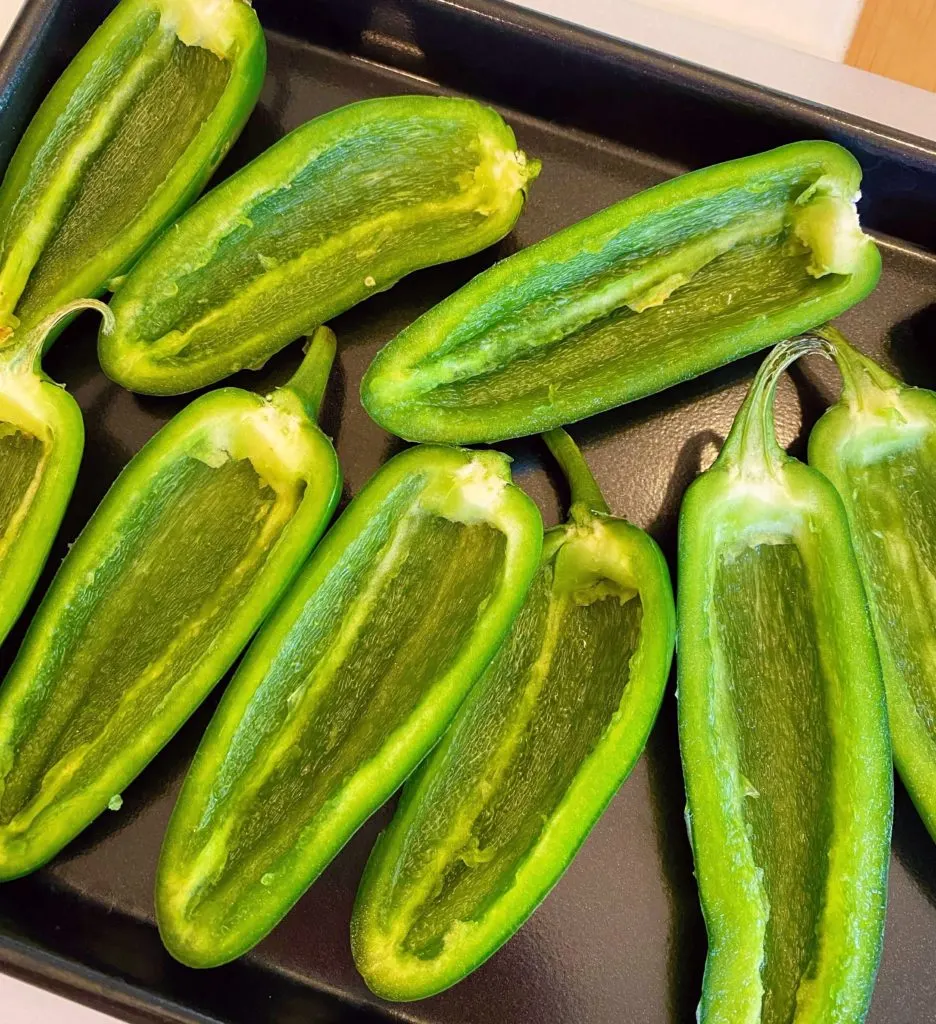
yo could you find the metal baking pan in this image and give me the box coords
[1,1,935,1021]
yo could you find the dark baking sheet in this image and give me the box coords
[1,1,935,1021]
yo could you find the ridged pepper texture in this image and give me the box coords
[677,337,891,1023]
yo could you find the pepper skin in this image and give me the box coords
[156,444,542,968]
[351,428,675,1000]
[0,0,265,332]
[100,95,540,395]
[0,328,341,880]
[677,337,891,1023]
[809,326,936,843]
[0,299,113,648]
[362,141,880,444]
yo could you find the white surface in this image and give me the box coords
[638,0,863,60]
[0,0,17,43]
[512,0,936,143]
[0,0,934,1020]
[2,975,115,1023]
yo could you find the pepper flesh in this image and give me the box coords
[100,95,540,395]
[0,299,113,649]
[0,0,265,333]
[809,326,936,841]
[678,338,891,1023]
[362,141,880,444]
[156,445,542,968]
[351,428,675,1000]
[0,328,341,880]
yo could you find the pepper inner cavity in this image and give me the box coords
[129,118,514,365]
[712,541,833,1024]
[428,235,831,411]
[383,563,643,960]
[0,453,302,829]
[15,21,232,322]
[171,489,508,925]
[840,438,936,732]
[0,425,46,564]
[396,179,862,407]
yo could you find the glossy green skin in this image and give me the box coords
[678,342,891,1023]
[156,445,543,968]
[352,504,675,1000]
[0,377,340,880]
[101,95,538,395]
[0,0,265,333]
[0,358,82,648]
[362,141,881,443]
[809,346,936,842]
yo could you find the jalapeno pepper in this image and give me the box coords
[809,326,936,843]
[362,141,880,444]
[0,300,112,649]
[100,96,540,395]
[0,328,341,880]
[351,428,675,1000]
[678,337,891,1023]
[156,445,542,968]
[0,0,265,332]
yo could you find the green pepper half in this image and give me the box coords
[0,328,341,880]
[100,95,540,395]
[678,337,891,1023]
[156,444,542,968]
[0,0,265,332]
[809,326,936,842]
[351,428,675,1000]
[0,299,113,648]
[362,141,880,443]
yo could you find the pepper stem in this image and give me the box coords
[282,327,337,422]
[717,336,825,477]
[809,324,902,410]
[543,428,610,515]
[0,298,115,374]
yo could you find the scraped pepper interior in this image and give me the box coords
[807,328,936,851]
[0,450,304,848]
[712,541,833,1023]
[143,123,519,361]
[423,217,835,410]
[378,563,643,961]
[103,97,537,391]
[363,145,877,442]
[0,6,234,325]
[836,443,936,732]
[162,478,508,938]
[0,426,45,561]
